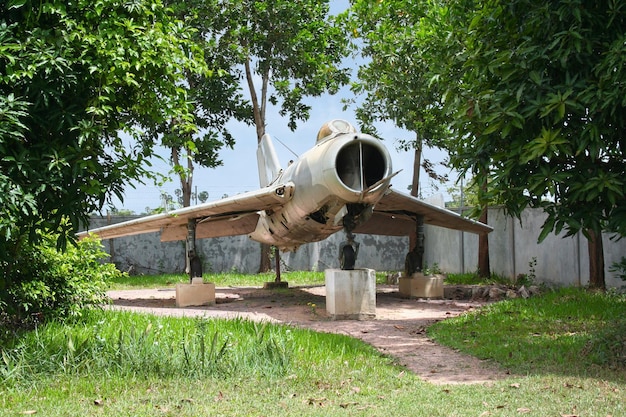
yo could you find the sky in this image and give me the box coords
[110,101,455,214]
[108,1,458,214]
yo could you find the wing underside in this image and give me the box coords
[78,183,294,241]
[354,190,492,236]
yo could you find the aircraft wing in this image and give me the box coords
[78,183,294,242]
[354,189,492,236]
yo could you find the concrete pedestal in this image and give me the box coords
[175,281,216,307]
[325,268,376,320]
[399,273,444,299]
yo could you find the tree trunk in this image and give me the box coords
[477,205,490,278]
[274,247,281,282]
[245,58,265,141]
[477,235,490,278]
[586,229,606,290]
[173,145,196,276]
[259,243,272,273]
[244,57,272,273]
[409,134,422,252]
[411,146,421,198]
[475,173,490,278]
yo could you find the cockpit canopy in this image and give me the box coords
[316,119,357,143]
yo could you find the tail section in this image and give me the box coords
[257,133,282,187]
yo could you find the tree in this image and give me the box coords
[346,0,451,196]
[154,0,253,278]
[198,191,209,204]
[446,177,479,211]
[346,0,485,274]
[1,0,205,295]
[435,1,626,288]
[211,0,351,272]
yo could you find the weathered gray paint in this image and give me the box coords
[88,207,626,288]
[423,207,626,288]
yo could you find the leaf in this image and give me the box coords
[307,397,327,406]
[538,217,555,243]
[8,0,27,9]
[529,71,542,85]
[517,408,531,414]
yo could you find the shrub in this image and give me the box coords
[1,233,121,329]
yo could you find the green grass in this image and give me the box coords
[429,288,626,377]
[1,310,378,384]
[108,271,328,289]
[444,271,516,286]
[109,271,393,289]
[1,288,624,416]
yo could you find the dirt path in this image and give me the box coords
[106,285,509,385]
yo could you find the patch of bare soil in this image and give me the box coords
[106,285,509,385]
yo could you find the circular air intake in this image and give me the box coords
[336,141,386,192]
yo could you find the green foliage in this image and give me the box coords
[0,234,121,329]
[444,271,511,286]
[609,256,626,281]
[346,0,451,146]
[429,288,626,375]
[108,271,327,289]
[0,310,382,388]
[0,0,205,249]
[421,262,442,276]
[445,177,480,209]
[437,1,626,241]
[349,1,626,288]
[215,0,351,133]
[346,0,455,195]
[158,0,254,209]
[1,294,624,415]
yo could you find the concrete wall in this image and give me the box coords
[89,216,408,274]
[424,207,626,289]
[89,208,626,288]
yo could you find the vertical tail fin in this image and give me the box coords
[257,133,282,187]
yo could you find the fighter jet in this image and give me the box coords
[79,120,492,271]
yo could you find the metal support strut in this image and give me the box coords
[339,214,360,270]
[187,219,202,282]
[404,215,424,277]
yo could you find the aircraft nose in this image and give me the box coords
[336,140,388,192]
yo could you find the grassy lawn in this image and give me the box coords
[1,280,624,416]
[107,270,395,289]
[428,288,626,376]
[107,270,522,290]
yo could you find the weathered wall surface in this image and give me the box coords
[88,216,408,274]
[423,208,626,289]
[88,207,626,288]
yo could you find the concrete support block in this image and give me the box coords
[399,273,444,299]
[175,282,216,307]
[325,268,376,320]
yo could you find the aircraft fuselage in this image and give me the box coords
[249,132,393,251]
